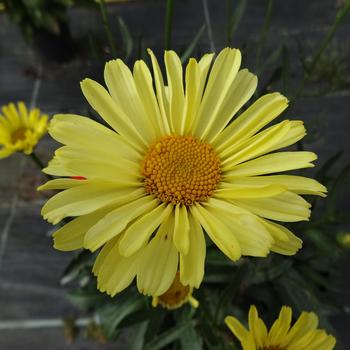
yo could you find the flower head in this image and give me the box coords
[0,102,48,159]
[225,305,336,350]
[152,272,199,310]
[40,48,326,297]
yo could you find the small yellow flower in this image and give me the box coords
[225,305,336,350]
[40,48,326,298]
[0,102,48,159]
[152,272,199,310]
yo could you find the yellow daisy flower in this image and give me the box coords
[151,272,199,310]
[0,102,48,159]
[225,305,336,350]
[40,48,326,297]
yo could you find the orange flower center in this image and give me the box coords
[11,127,28,143]
[141,135,221,205]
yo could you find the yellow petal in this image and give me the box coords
[194,48,241,139]
[221,120,291,169]
[133,60,165,135]
[284,311,318,345]
[38,178,86,191]
[17,101,29,126]
[213,92,288,152]
[179,213,205,288]
[225,315,249,342]
[53,207,111,251]
[173,204,190,255]
[164,50,185,134]
[206,69,257,142]
[119,203,173,257]
[191,203,241,261]
[49,114,141,162]
[260,219,303,256]
[248,305,268,348]
[80,78,146,151]
[52,147,140,184]
[137,214,178,296]
[41,183,144,224]
[221,175,327,197]
[2,103,21,128]
[205,198,273,257]
[147,49,171,133]
[84,196,159,252]
[225,152,317,178]
[264,120,306,153]
[232,191,311,222]
[266,306,292,346]
[183,53,214,133]
[96,236,140,297]
[215,184,287,199]
[183,58,201,134]
[104,59,157,143]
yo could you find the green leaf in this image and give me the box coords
[98,292,145,340]
[128,321,149,350]
[281,43,290,94]
[226,0,247,45]
[66,288,106,310]
[61,250,94,285]
[247,258,293,286]
[144,321,195,350]
[180,24,206,63]
[315,151,343,183]
[118,16,133,61]
[175,307,202,350]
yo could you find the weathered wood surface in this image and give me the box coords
[0,0,349,348]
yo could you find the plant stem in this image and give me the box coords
[30,151,53,181]
[98,0,117,57]
[226,0,233,46]
[255,0,274,71]
[202,0,216,52]
[164,0,174,50]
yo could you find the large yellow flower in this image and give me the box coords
[0,102,48,159]
[40,48,326,297]
[225,305,336,350]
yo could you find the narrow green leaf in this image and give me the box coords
[281,43,290,94]
[61,250,94,285]
[144,321,195,350]
[118,16,133,60]
[175,307,202,350]
[128,321,149,350]
[255,0,274,70]
[98,292,145,340]
[180,25,206,63]
[226,0,247,45]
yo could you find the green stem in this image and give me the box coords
[292,1,350,101]
[255,0,274,71]
[98,0,117,58]
[164,0,174,50]
[226,0,233,46]
[30,151,53,181]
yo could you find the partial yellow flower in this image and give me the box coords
[39,48,326,297]
[151,272,199,310]
[0,102,48,159]
[225,305,336,350]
